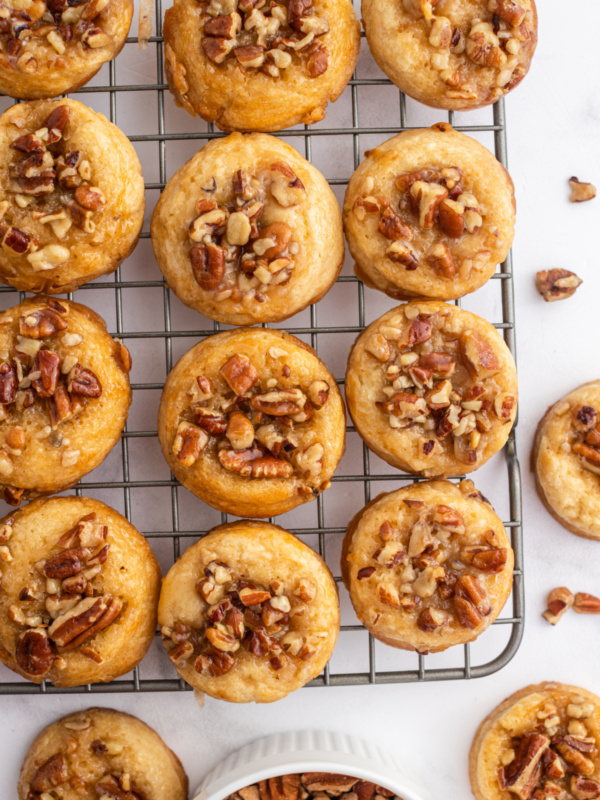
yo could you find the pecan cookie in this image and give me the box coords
[0,496,160,687]
[0,296,131,506]
[18,707,188,800]
[151,133,344,325]
[364,0,537,111]
[470,682,600,800]
[532,381,600,542]
[343,124,516,302]
[342,479,513,653]
[159,520,340,703]
[345,301,517,477]
[162,0,360,131]
[0,0,133,100]
[0,99,145,294]
[157,327,345,518]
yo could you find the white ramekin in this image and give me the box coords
[192,731,431,800]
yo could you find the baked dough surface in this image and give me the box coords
[0,0,133,100]
[159,520,340,703]
[345,301,517,478]
[0,496,161,687]
[341,479,513,653]
[343,125,516,301]
[18,707,188,800]
[0,99,145,294]
[532,381,600,541]
[163,0,360,131]
[363,0,538,111]
[470,681,600,800]
[0,296,132,505]
[158,327,345,518]
[151,132,344,325]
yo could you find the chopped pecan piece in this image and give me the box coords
[454,574,489,629]
[410,181,448,228]
[573,404,598,434]
[173,422,208,467]
[220,353,258,395]
[15,628,54,677]
[307,44,329,77]
[495,0,527,25]
[572,442,600,471]
[573,592,600,614]
[44,105,70,135]
[417,607,446,632]
[438,198,465,237]
[387,241,418,270]
[74,185,105,211]
[235,45,265,68]
[396,169,438,192]
[554,736,596,776]
[67,364,102,397]
[47,384,77,428]
[3,226,33,254]
[416,352,455,376]
[571,776,600,800]
[408,317,432,346]
[535,269,582,302]
[426,243,456,277]
[542,586,574,625]
[226,410,255,450]
[499,733,550,800]
[382,392,429,420]
[195,649,235,676]
[468,547,508,573]
[30,753,68,793]
[253,221,292,260]
[44,545,91,579]
[19,307,68,339]
[461,330,500,379]
[31,349,60,398]
[378,207,413,241]
[466,26,506,68]
[569,177,596,203]
[194,406,228,436]
[251,388,306,416]
[190,242,226,290]
[307,380,329,408]
[301,775,358,793]
[0,362,17,404]
[204,12,241,37]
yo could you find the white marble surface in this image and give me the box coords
[2,1,600,798]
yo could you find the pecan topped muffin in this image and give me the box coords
[158,327,345,518]
[470,682,600,800]
[151,133,344,325]
[0,296,131,506]
[342,480,513,654]
[0,0,133,99]
[532,380,600,541]
[18,708,188,800]
[343,125,516,302]
[162,0,360,130]
[345,301,518,478]
[363,0,538,111]
[159,520,340,703]
[0,496,160,687]
[0,99,144,294]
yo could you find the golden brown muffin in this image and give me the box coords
[18,708,188,800]
[0,0,133,100]
[0,99,145,294]
[341,480,513,654]
[0,296,132,506]
[151,132,344,325]
[162,0,360,131]
[157,327,345,518]
[345,301,518,478]
[0,496,161,687]
[532,381,600,542]
[470,682,600,800]
[159,520,340,703]
[343,124,516,302]
[363,0,538,111]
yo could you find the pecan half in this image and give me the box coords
[190,242,226,290]
[573,592,600,614]
[569,177,596,203]
[44,105,70,136]
[301,775,358,794]
[19,307,67,339]
[454,574,489,629]
[378,207,413,241]
[31,349,60,398]
[461,329,500,379]
[15,628,54,677]
[3,226,33,254]
[0,362,17,404]
[499,733,550,800]
[194,406,228,436]
[438,198,465,237]
[554,736,596,776]
[30,753,68,793]
[251,388,306,416]
[173,422,208,467]
[66,363,102,397]
[410,181,448,229]
[535,269,583,302]
[571,776,600,800]
[44,545,91,579]
[74,185,105,211]
[542,586,574,625]
[48,595,122,651]
[226,410,255,450]
[408,317,432,346]
[218,446,293,478]
[468,547,507,573]
[220,353,258,395]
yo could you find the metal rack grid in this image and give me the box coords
[0,9,524,694]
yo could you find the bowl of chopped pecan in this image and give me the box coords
[192,731,431,800]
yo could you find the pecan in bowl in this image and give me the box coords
[158,326,345,518]
[470,682,600,800]
[158,520,340,703]
[0,296,131,505]
[0,496,160,687]
[345,300,518,479]
[342,478,513,654]
[222,773,406,800]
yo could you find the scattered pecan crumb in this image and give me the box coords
[542,587,574,625]
[535,269,582,302]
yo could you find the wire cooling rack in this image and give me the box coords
[0,8,523,693]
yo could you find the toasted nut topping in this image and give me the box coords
[536,269,583,302]
[173,422,208,466]
[226,410,255,450]
[220,353,258,395]
[569,177,596,203]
